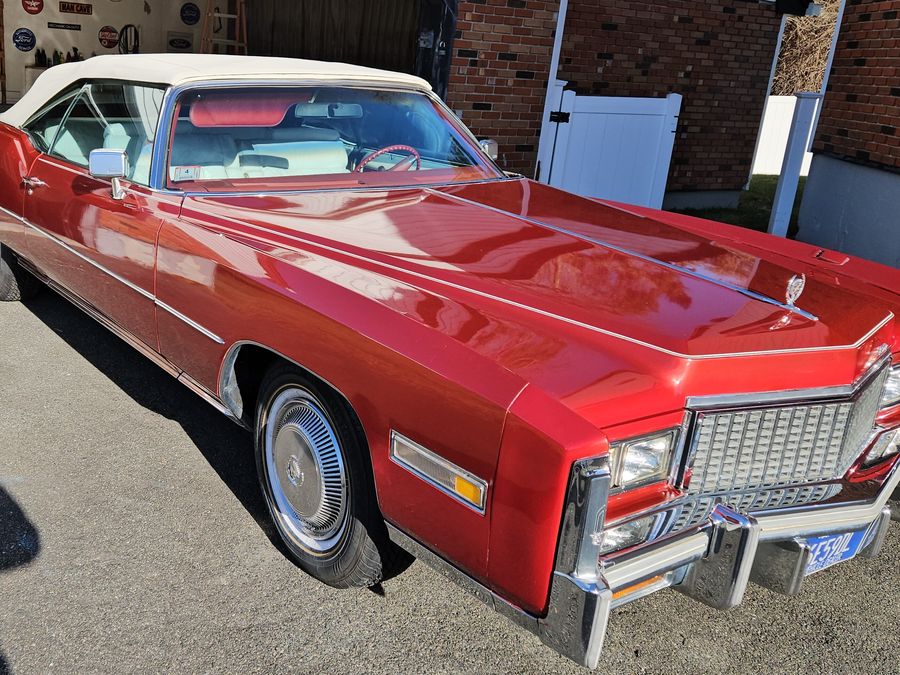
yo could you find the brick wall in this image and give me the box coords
[557,1,781,192]
[446,0,559,175]
[448,0,783,192]
[813,0,900,172]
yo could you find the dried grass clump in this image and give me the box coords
[773,0,842,95]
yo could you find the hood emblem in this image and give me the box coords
[785,274,806,308]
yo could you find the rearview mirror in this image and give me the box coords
[294,102,363,119]
[89,149,129,200]
[478,138,499,161]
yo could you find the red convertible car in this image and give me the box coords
[0,54,898,667]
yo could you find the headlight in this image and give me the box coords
[609,429,678,488]
[863,428,900,467]
[880,366,900,408]
[595,514,658,555]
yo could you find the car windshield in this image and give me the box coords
[167,86,503,191]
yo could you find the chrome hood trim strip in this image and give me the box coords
[427,188,821,321]
[184,201,894,361]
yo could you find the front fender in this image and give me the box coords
[489,384,609,614]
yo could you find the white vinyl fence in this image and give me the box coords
[752,95,816,176]
[537,81,681,209]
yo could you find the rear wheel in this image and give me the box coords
[254,363,394,588]
[0,243,41,302]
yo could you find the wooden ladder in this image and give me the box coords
[200,0,248,54]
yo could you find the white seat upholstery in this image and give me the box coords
[43,123,89,166]
[102,122,131,151]
[169,133,238,181]
[169,123,350,180]
[247,140,349,176]
[103,122,153,184]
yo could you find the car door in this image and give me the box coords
[22,81,170,348]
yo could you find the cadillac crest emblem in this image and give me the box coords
[785,274,806,307]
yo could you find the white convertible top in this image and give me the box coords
[0,53,432,127]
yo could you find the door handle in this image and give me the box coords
[23,176,47,194]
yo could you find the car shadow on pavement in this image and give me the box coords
[0,486,41,675]
[20,292,278,542]
[20,291,414,582]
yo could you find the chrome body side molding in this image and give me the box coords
[0,181,223,345]
[38,267,179,377]
[155,298,224,344]
[18,257,243,427]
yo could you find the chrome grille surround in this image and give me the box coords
[684,363,889,498]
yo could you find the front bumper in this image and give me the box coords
[540,457,900,669]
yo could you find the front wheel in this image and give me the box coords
[0,243,41,302]
[255,363,395,588]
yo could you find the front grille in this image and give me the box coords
[668,483,844,532]
[685,365,888,496]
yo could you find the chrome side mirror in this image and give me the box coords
[89,149,129,200]
[478,138,499,161]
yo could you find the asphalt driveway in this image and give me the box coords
[1,290,898,674]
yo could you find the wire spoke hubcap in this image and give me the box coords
[264,388,348,553]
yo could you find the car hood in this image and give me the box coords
[183,178,895,422]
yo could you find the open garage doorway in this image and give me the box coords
[246,0,457,98]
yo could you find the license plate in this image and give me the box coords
[804,529,868,576]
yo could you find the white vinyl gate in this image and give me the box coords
[537,83,682,209]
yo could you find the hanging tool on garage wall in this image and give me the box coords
[118,24,141,54]
[200,0,248,54]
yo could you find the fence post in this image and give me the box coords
[768,92,821,237]
[647,92,681,209]
[536,79,567,183]
[545,88,576,187]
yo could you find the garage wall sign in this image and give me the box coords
[49,22,81,30]
[180,2,200,26]
[22,0,44,15]
[59,2,93,15]
[167,30,193,52]
[98,25,119,48]
[12,28,37,51]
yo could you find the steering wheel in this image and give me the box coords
[354,144,421,172]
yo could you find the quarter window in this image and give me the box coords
[22,87,80,153]
[44,82,165,186]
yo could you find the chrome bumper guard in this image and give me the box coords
[541,458,900,669]
[891,483,900,521]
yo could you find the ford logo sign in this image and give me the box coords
[12,28,36,52]
[169,37,191,50]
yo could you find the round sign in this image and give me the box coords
[98,25,119,49]
[21,0,43,15]
[180,2,200,26]
[12,28,37,52]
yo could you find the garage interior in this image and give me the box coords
[247,0,456,98]
[1,0,458,103]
